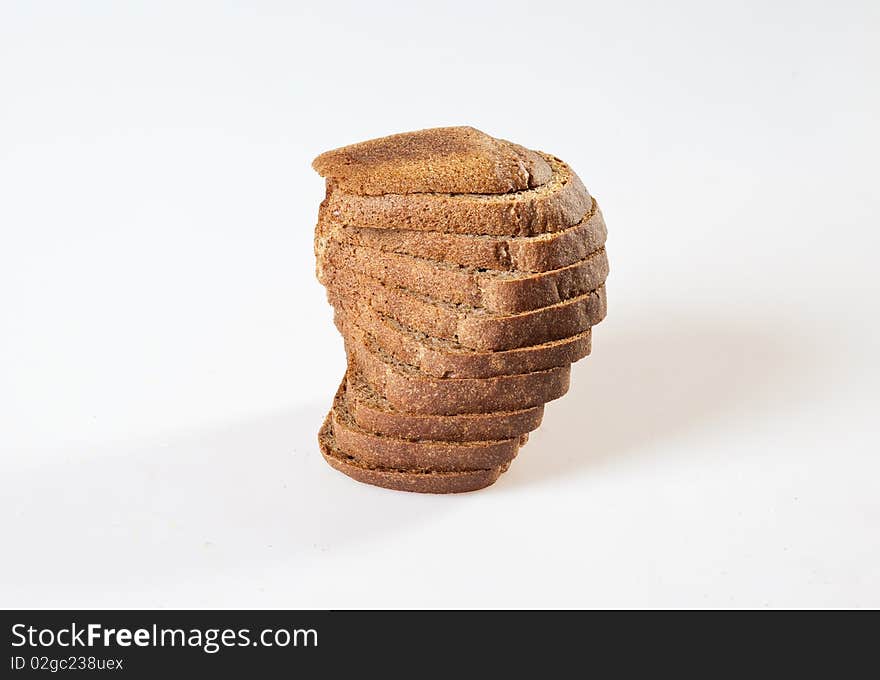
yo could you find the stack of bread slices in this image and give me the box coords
[313,126,609,493]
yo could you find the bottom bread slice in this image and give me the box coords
[330,377,523,472]
[319,412,510,494]
[346,368,544,441]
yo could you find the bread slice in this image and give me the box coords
[324,235,608,313]
[320,154,590,236]
[319,412,509,493]
[312,126,552,196]
[346,331,570,415]
[335,303,591,379]
[327,265,607,351]
[330,379,523,472]
[345,366,543,441]
[318,198,606,273]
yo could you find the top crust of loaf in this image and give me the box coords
[312,126,552,196]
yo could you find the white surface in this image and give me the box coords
[1,1,878,609]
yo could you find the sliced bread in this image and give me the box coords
[327,266,607,351]
[335,304,592,379]
[346,332,571,415]
[319,412,509,493]
[312,126,552,196]
[320,154,590,236]
[330,378,524,472]
[345,364,544,441]
[324,236,608,313]
[318,198,607,273]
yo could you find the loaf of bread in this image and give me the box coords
[313,126,609,492]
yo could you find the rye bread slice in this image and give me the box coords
[319,413,508,493]
[345,365,544,441]
[320,154,590,236]
[312,126,552,196]
[326,266,607,351]
[324,235,608,313]
[330,378,523,472]
[317,198,607,274]
[345,332,571,415]
[334,303,592,379]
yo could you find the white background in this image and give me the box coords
[1,1,878,609]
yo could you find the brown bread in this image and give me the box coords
[334,304,592,379]
[346,332,571,415]
[324,236,608,313]
[312,126,552,196]
[330,379,523,472]
[318,198,607,273]
[326,266,607,351]
[312,127,610,493]
[345,367,544,441]
[320,154,590,236]
[320,413,509,493]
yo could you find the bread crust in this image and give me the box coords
[313,126,552,196]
